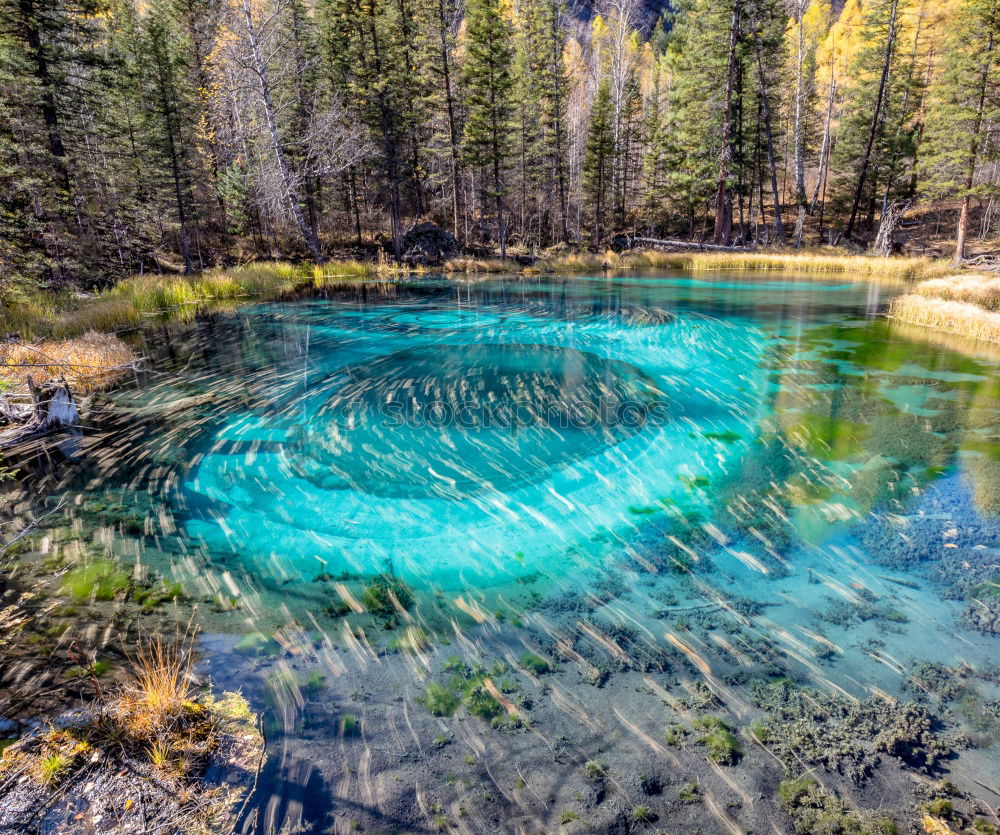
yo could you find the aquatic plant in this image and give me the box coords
[778,776,898,834]
[749,680,949,781]
[677,781,700,804]
[463,684,503,720]
[60,560,129,602]
[963,597,1000,636]
[692,716,742,765]
[361,573,414,616]
[632,805,656,823]
[519,652,551,675]
[389,627,429,653]
[338,714,360,738]
[639,774,662,796]
[420,682,460,717]
[663,724,687,747]
[132,581,184,610]
[233,631,280,656]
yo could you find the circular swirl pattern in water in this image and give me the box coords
[285,343,666,499]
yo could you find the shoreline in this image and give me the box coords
[0,252,969,398]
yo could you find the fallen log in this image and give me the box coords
[630,236,749,252]
[0,375,80,449]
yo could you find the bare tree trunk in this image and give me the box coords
[436,0,462,240]
[811,69,835,214]
[713,0,740,245]
[845,0,899,241]
[956,32,995,263]
[153,57,193,274]
[873,199,908,256]
[792,0,808,247]
[239,0,325,263]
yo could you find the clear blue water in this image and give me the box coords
[181,291,769,588]
[7,272,1000,833]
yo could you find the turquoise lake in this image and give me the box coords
[5,272,1000,833]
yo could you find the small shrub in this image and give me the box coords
[38,752,70,785]
[583,760,606,780]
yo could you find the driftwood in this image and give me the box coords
[0,375,79,448]
[629,236,749,253]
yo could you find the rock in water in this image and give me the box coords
[400,221,458,264]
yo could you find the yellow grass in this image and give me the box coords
[888,293,1000,343]
[111,631,198,740]
[0,261,379,340]
[444,249,951,282]
[0,251,955,344]
[915,273,1000,310]
[0,332,137,390]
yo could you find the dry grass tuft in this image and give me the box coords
[888,293,1000,343]
[915,273,1000,310]
[110,630,199,742]
[443,249,950,282]
[0,332,137,391]
[443,256,516,273]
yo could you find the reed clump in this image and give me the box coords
[914,273,1000,310]
[1,331,137,390]
[443,249,950,282]
[0,261,379,340]
[888,292,1000,343]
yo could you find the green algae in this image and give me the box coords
[60,561,129,602]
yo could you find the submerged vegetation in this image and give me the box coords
[3,266,1000,832]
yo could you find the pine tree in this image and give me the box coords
[527,0,570,243]
[320,0,416,260]
[142,0,200,273]
[664,0,738,240]
[921,0,1000,261]
[461,0,515,257]
[582,77,615,244]
[834,0,907,240]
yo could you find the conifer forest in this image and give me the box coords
[2,0,999,286]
